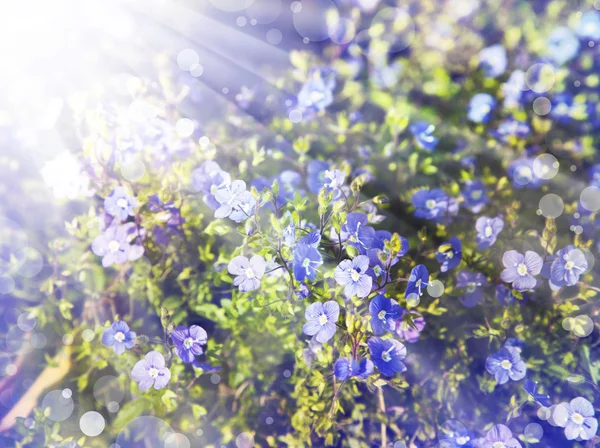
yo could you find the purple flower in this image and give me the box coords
[411,189,458,221]
[395,311,425,343]
[468,93,496,123]
[405,265,429,299]
[323,169,345,193]
[297,69,335,114]
[480,424,522,448]
[334,357,374,381]
[496,284,521,306]
[295,283,311,300]
[549,245,588,287]
[334,256,373,299]
[293,243,323,282]
[101,321,136,355]
[500,250,543,291]
[91,223,144,267]
[228,255,266,292]
[485,346,526,384]
[410,122,438,152]
[475,216,504,249]
[340,212,375,254]
[553,397,598,440]
[214,180,255,223]
[435,237,462,273]
[171,325,208,364]
[368,337,407,377]
[302,301,340,343]
[369,294,402,335]
[104,187,136,222]
[191,161,232,210]
[131,351,171,391]
[508,157,546,189]
[462,180,488,213]
[457,270,488,308]
[479,44,507,78]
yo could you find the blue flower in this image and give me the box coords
[500,250,543,291]
[457,270,488,307]
[295,283,311,300]
[293,243,323,282]
[436,237,462,273]
[405,265,429,299]
[323,169,345,193]
[102,321,136,355]
[92,223,144,267]
[504,338,525,352]
[480,424,522,448]
[549,245,588,287]
[550,93,586,125]
[589,164,600,187]
[171,325,208,364]
[306,159,331,194]
[395,311,425,343]
[495,284,520,306]
[368,337,407,377]
[252,170,304,209]
[412,189,458,221]
[410,122,438,152]
[334,357,374,381]
[475,216,504,249]
[302,301,340,343]
[547,27,580,65]
[577,11,600,40]
[508,157,546,189]
[492,118,531,142]
[369,294,402,335]
[104,187,135,222]
[485,346,526,384]
[502,71,526,109]
[214,180,255,223]
[299,230,321,248]
[340,212,375,254]
[553,397,598,441]
[297,69,336,114]
[479,44,507,78]
[523,379,551,407]
[191,161,231,210]
[468,93,496,123]
[334,255,373,298]
[131,351,171,391]
[228,255,266,292]
[462,180,488,213]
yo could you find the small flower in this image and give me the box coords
[500,250,543,291]
[411,189,458,221]
[485,346,526,384]
[228,255,266,292]
[91,223,144,267]
[191,161,232,210]
[475,216,504,249]
[395,311,425,343]
[405,265,429,299]
[334,255,373,298]
[295,283,311,300]
[131,351,171,391]
[435,237,462,273]
[502,70,526,109]
[101,321,136,355]
[523,379,551,407]
[297,69,336,114]
[171,325,208,364]
[302,301,340,343]
[495,284,521,306]
[368,337,407,377]
[293,243,323,282]
[333,357,374,381]
[547,27,580,65]
[468,93,496,124]
[340,212,375,254]
[369,294,402,335]
[462,180,489,213]
[410,121,438,152]
[550,245,588,287]
[480,424,522,448]
[104,187,136,222]
[214,180,255,223]
[456,270,488,307]
[492,118,531,143]
[306,159,330,194]
[323,169,345,193]
[553,397,598,440]
[479,44,507,78]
